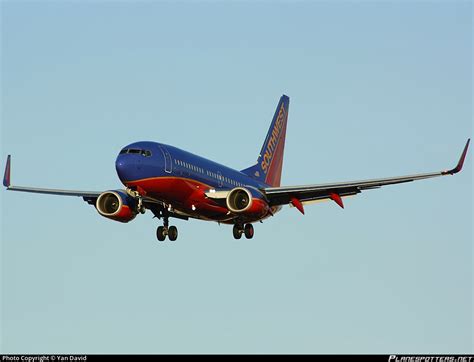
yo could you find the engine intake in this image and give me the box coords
[226,187,253,213]
[96,190,137,223]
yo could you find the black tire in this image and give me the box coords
[156,226,166,242]
[233,224,242,239]
[168,226,178,241]
[244,224,254,239]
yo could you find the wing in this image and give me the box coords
[3,155,102,199]
[263,139,470,212]
[2,155,186,219]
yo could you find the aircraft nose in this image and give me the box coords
[116,155,136,182]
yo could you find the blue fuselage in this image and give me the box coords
[115,141,269,191]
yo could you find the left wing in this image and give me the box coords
[263,139,470,212]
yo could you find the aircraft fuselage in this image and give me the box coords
[116,141,278,223]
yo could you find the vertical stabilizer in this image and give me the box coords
[241,95,289,187]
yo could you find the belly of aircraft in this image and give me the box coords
[125,176,277,223]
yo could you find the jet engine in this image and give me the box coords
[226,187,270,217]
[96,190,138,223]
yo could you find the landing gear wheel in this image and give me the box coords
[168,226,178,241]
[156,226,166,242]
[244,224,254,239]
[233,224,242,239]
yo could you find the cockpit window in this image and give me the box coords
[120,148,152,157]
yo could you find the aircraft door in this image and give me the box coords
[217,171,224,188]
[159,146,173,174]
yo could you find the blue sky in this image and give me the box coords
[1,0,472,354]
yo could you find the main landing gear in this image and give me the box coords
[233,223,254,240]
[156,216,178,242]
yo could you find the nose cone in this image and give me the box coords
[116,154,137,183]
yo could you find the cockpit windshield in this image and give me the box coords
[120,148,152,157]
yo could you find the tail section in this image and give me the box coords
[241,95,289,187]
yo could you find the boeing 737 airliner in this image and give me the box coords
[3,95,470,241]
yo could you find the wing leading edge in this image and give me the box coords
[263,139,470,211]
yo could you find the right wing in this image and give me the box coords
[2,155,183,218]
[3,155,102,199]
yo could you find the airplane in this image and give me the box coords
[2,95,470,242]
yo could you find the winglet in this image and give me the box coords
[442,139,470,175]
[3,155,11,187]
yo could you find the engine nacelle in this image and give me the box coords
[226,187,270,217]
[96,190,138,223]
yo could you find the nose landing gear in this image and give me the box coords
[126,188,146,214]
[137,197,146,214]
